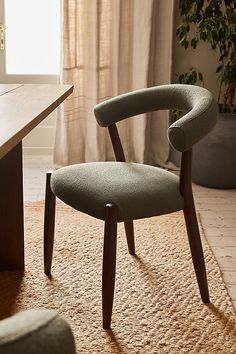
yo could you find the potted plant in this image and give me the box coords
[176,0,236,188]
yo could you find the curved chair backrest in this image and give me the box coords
[94,84,218,152]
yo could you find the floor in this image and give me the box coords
[23,154,236,310]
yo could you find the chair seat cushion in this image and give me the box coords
[51,162,184,222]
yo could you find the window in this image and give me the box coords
[5,0,61,75]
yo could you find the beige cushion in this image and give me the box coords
[51,162,184,222]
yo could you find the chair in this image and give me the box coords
[0,309,75,354]
[44,84,218,329]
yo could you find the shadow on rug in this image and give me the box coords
[0,202,235,353]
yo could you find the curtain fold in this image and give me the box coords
[54,0,175,167]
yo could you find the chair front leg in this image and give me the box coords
[124,220,135,255]
[44,172,56,274]
[102,203,118,330]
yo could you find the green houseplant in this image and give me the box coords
[176,0,236,188]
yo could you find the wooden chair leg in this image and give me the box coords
[183,200,210,303]
[124,220,135,255]
[102,203,118,330]
[180,150,209,303]
[44,172,56,275]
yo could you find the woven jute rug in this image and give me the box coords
[0,202,235,353]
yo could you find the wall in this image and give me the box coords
[23,112,56,155]
[170,5,220,166]
[172,5,220,102]
[21,75,58,155]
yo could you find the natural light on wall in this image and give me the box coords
[5,0,61,75]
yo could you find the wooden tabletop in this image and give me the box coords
[0,84,73,159]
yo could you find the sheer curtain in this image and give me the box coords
[54,0,175,167]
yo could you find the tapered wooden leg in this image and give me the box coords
[183,201,210,303]
[124,220,135,255]
[44,172,56,274]
[180,150,210,303]
[102,203,118,330]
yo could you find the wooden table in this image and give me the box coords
[0,84,73,270]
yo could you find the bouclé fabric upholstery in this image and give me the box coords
[0,309,75,354]
[51,162,184,222]
[94,84,218,151]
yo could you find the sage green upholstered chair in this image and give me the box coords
[0,309,75,354]
[44,84,218,330]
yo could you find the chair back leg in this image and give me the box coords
[124,220,135,255]
[102,203,118,329]
[183,198,210,303]
[44,172,56,274]
[180,150,210,303]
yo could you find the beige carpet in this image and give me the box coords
[0,202,236,353]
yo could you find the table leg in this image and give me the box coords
[0,142,24,270]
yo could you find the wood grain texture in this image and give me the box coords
[180,150,209,303]
[0,142,24,270]
[0,84,73,159]
[102,203,118,329]
[0,84,73,270]
[44,172,56,274]
[0,84,23,96]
